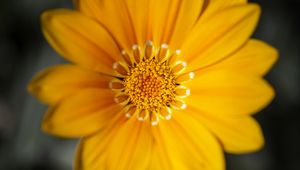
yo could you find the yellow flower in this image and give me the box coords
[29,0,278,169]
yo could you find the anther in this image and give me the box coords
[157,44,170,63]
[112,62,128,76]
[132,44,142,63]
[121,50,132,66]
[171,100,187,110]
[114,94,129,105]
[171,61,187,75]
[159,107,172,120]
[169,49,181,64]
[150,113,159,126]
[175,86,190,98]
[124,105,137,118]
[109,80,124,90]
[145,40,154,59]
[137,110,149,121]
[176,72,195,83]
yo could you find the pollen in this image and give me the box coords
[123,58,176,111]
[110,41,194,125]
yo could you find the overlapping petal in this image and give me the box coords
[78,0,203,50]
[201,39,278,76]
[181,4,260,72]
[73,0,79,8]
[149,0,204,49]
[186,107,264,153]
[28,65,113,104]
[106,118,153,170]
[42,88,122,137]
[167,0,204,49]
[78,0,136,50]
[75,112,126,170]
[124,0,153,45]
[185,70,274,115]
[201,0,247,20]
[41,9,120,75]
[75,115,153,170]
[150,112,224,170]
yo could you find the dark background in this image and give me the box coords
[0,0,299,169]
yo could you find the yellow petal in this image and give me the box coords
[181,4,260,72]
[186,70,274,115]
[28,65,113,105]
[41,9,120,75]
[79,0,203,49]
[42,88,122,137]
[168,0,204,49]
[187,108,264,153]
[124,0,152,45]
[75,111,127,170]
[78,0,136,50]
[150,112,224,170]
[73,0,78,8]
[150,0,204,49]
[202,39,278,76]
[106,118,153,170]
[124,0,203,47]
[148,0,179,46]
[201,0,247,20]
[154,0,204,49]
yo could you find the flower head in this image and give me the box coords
[29,0,278,169]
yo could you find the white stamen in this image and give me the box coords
[114,97,119,103]
[125,113,131,118]
[189,72,195,79]
[132,44,139,50]
[121,50,127,55]
[175,49,181,55]
[151,121,158,126]
[112,62,118,69]
[138,117,145,121]
[161,43,169,49]
[146,40,153,46]
[181,103,187,110]
[186,89,191,96]
[165,114,172,120]
[174,61,187,68]
[108,81,113,89]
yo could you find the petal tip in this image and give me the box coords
[27,81,35,95]
[248,3,261,14]
[41,118,52,134]
[270,46,280,65]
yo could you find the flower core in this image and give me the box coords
[110,41,194,125]
[123,58,176,111]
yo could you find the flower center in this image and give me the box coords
[110,41,194,125]
[123,58,176,111]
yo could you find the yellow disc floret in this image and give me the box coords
[123,59,176,111]
[111,41,193,125]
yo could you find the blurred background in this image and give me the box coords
[0,0,299,169]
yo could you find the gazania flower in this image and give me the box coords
[29,0,278,169]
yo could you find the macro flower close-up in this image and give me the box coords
[27,0,278,169]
